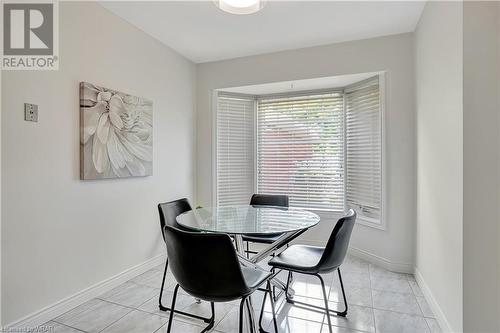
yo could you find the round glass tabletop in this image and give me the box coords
[176,205,320,235]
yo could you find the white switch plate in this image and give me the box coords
[24,103,38,122]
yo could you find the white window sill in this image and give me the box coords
[299,208,386,231]
[356,216,386,230]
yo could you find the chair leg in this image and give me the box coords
[258,286,268,332]
[258,281,279,333]
[318,274,333,333]
[158,258,169,311]
[166,284,179,333]
[158,258,214,323]
[246,297,257,333]
[166,284,216,333]
[246,241,250,259]
[270,268,277,302]
[283,270,348,324]
[200,302,216,333]
[239,297,247,333]
[271,242,289,301]
[285,271,294,303]
[337,268,348,316]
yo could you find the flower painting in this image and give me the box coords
[80,82,153,179]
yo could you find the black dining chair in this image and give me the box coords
[268,210,356,333]
[243,194,289,256]
[163,225,279,333]
[157,198,212,324]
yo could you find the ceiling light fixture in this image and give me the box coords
[215,0,266,15]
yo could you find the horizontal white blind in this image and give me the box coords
[217,94,255,206]
[257,93,345,210]
[345,78,381,221]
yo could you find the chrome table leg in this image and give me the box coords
[234,234,258,333]
[235,231,299,299]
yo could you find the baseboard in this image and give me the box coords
[297,238,414,274]
[5,253,166,330]
[348,246,414,273]
[414,268,454,333]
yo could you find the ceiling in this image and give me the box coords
[222,72,379,95]
[100,1,426,64]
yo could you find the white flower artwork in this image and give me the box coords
[80,82,153,179]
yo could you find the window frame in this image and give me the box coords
[343,74,386,230]
[212,72,387,230]
[255,89,346,212]
[212,91,258,207]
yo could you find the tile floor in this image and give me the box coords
[41,255,441,333]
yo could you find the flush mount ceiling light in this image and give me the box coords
[215,0,266,15]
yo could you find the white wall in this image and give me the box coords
[196,33,416,271]
[497,6,500,327]
[414,2,463,332]
[0,66,3,330]
[463,2,499,332]
[1,2,196,325]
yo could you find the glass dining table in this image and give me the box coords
[176,205,320,332]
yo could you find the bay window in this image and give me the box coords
[215,75,383,225]
[257,92,345,211]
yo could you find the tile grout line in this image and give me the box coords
[49,320,89,333]
[101,278,244,332]
[322,271,335,331]
[96,296,179,319]
[95,296,207,333]
[326,297,428,319]
[407,273,434,333]
[94,297,172,332]
[152,321,169,333]
[53,297,135,333]
[210,303,235,332]
[368,263,378,333]
[322,270,373,333]
[49,258,439,333]
[96,304,135,333]
[177,302,234,329]
[369,266,433,315]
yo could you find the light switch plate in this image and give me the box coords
[24,103,38,122]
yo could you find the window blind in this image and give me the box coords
[257,93,345,210]
[216,93,256,206]
[345,77,381,221]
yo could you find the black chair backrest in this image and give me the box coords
[158,198,192,241]
[163,225,251,302]
[317,209,356,272]
[250,194,289,207]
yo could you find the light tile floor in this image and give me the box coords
[42,255,441,333]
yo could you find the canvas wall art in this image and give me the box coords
[80,82,153,179]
